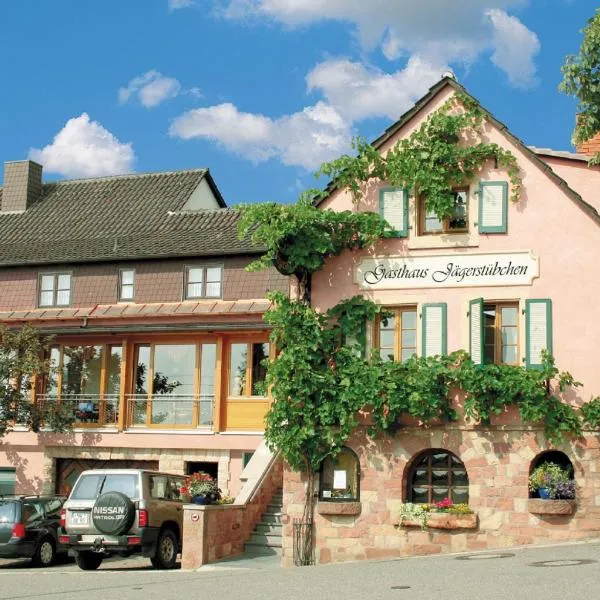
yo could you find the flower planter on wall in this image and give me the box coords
[401,513,478,530]
[317,502,362,516]
[528,499,576,515]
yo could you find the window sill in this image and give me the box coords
[407,233,478,250]
[400,513,478,530]
[317,501,361,516]
[528,499,576,515]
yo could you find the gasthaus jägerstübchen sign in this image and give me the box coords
[355,251,539,290]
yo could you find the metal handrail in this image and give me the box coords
[126,394,214,427]
[36,394,120,426]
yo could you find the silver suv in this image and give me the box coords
[59,469,186,570]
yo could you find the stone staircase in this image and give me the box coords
[244,488,283,557]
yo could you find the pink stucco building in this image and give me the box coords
[282,77,600,565]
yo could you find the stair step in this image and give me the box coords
[265,505,282,514]
[261,514,282,524]
[256,523,282,535]
[244,543,282,557]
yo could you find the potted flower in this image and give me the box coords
[186,472,221,505]
[528,462,572,499]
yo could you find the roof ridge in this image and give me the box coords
[36,168,208,187]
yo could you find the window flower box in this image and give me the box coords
[528,499,576,515]
[400,512,477,530]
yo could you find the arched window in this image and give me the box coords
[319,447,360,502]
[408,449,469,504]
[529,451,575,499]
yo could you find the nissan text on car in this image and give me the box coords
[59,469,186,570]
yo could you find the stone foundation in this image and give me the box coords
[281,425,600,566]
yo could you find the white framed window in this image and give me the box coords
[184,266,222,299]
[119,269,135,301]
[39,273,72,307]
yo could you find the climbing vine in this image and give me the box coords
[317,92,522,219]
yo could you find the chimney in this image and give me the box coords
[2,160,43,213]
[576,131,600,157]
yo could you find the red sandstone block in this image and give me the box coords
[466,540,488,550]
[320,548,332,563]
[574,519,600,531]
[412,544,442,555]
[365,548,403,559]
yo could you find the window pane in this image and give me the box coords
[101,474,139,499]
[62,347,84,395]
[452,469,468,486]
[425,211,443,232]
[229,344,248,396]
[501,306,517,327]
[134,345,151,395]
[121,284,134,300]
[432,487,450,502]
[199,344,216,426]
[84,346,103,396]
[187,268,203,284]
[502,327,518,346]
[40,275,55,292]
[46,347,61,397]
[431,452,449,467]
[71,474,103,500]
[57,274,71,290]
[502,345,518,364]
[379,329,395,348]
[187,282,203,298]
[380,349,395,362]
[40,291,54,307]
[412,487,429,503]
[401,330,416,349]
[206,267,221,283]
[251,343,269,396]
[432,470,449,485]
[56,290,70,306]
[106,346,122,395]
[452,487,469,503]
[0,469,16,496]
[152,344,196,425]
[413,469,428,485]
[121,270,134,285]
[320,449,359,501]
[402,311,417,330]
[205,281,221,297]
[448,191,468,230]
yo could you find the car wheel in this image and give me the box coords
[32,537,56,567]
[151,529,178,570]
[75,551,103,571]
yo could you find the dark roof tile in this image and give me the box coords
[0,169,263,266]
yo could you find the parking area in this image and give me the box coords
[0,554,162,572]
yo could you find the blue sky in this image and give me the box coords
[0,1,594,205]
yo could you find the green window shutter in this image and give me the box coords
[379,187,408,237]
[421,303,447,357]
[479,181,508,233]
[525,299,553,369]
[469,298,484,365]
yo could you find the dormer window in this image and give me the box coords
[419,189,468,235]
[39,273,72,307]
[184,266,222,300]
[119,269,135,302]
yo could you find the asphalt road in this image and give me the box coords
[1,541,600,600]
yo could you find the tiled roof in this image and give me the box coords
[0,299,272,322]
[0,169,263,266]
[528,146,590,162]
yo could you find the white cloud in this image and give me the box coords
[307,56,448,121]
[169,101,350,169]
[119,70,181,108]
[168,0,194,9]
[218,0,538,85]
[29,113,135,178]
[487,9,540,88]
[169,54,449,170]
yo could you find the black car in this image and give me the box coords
[0,495,67,567]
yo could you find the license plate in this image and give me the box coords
[70,511,90,526]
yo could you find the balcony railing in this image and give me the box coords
[126,394,214,428]
[36,394,120,427]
